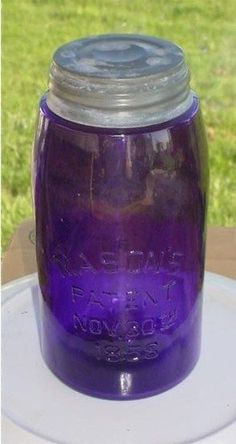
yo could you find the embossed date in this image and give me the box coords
[95,341,159,363]
[73,310,177,339]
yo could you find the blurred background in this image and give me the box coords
[2,0,236,251]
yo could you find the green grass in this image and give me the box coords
[2,0,236,251]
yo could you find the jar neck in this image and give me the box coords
[46,88,193,128]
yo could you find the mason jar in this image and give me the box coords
[33,34,209,399]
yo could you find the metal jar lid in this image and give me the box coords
[47,34,193,128]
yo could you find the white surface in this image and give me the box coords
[2,272,236,444]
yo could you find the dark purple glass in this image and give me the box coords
[33,94,208,399]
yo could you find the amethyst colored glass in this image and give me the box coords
[33,35,208,399]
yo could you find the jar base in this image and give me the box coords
[41,315,201,401]
[43,351,200,400]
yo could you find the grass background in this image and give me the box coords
[2,0,236,251]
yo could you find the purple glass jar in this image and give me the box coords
[33,35,208,399]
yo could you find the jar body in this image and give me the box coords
[33,95,208,399]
